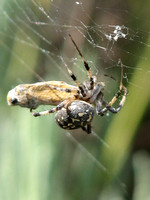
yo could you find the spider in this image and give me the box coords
[7,34,127,134]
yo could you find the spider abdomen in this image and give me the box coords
[55,100,94,131]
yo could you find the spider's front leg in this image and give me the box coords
[30,98,74,117]
[30,107,57,117]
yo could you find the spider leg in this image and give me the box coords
[106,61,127,106]
[97,60,128,116]
[82,124,92,134]
[60,56,86,97]
[31,97,76,117]
[31,107,56,117]
[103,94,127,113]
[97,89,127,116]
[69,34,94,89]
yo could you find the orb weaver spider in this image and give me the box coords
[7,34,127,134]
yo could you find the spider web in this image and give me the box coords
[1,0,150,199]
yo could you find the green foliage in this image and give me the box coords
[0,0,150,199]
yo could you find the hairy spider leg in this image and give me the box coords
[81,124,92,134]
[60,56,86,97]
[69,34,94,90]
[31,97,77,117]
[97,61,128,115]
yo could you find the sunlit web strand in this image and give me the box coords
[2,11,36,47]
[0,40,44,82]
[16,17,52,46]
[2,12,74,80]
[31,0,54,23]
[91,131,110,149]
[66,132,107,172]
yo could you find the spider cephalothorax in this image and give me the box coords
[7,34,127,134]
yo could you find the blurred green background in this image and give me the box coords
[0,0,150,199]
